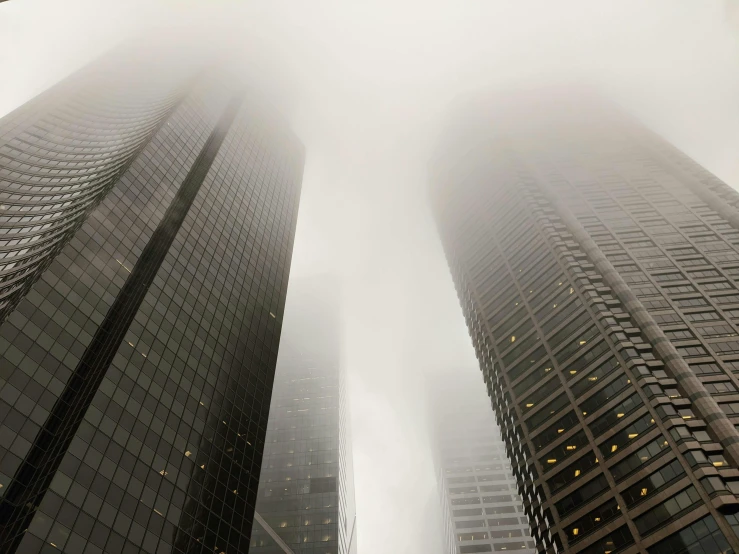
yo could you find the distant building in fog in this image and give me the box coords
[430,89,739,553]
[430,373,535,554]
[251,279,357,554]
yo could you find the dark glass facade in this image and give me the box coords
[430,374,535,554]
[430,91,739,553]
[249,279,357,554]
[0,51,304,554]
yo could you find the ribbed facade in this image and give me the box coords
[430,91,739,554]
[431,376,535,554]
[250,280,356,554]
[0,47,196,324]
[0,51,304,554]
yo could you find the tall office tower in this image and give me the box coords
[430,373,535,554]
[430,90,739,554]
[0,45,304,554]
[250,279,357,554]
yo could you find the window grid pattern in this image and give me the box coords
[430,94,739,553]
[249,284,356,554]
[431,379,535,554]
[0,66,304,554]
[0,48,191,323]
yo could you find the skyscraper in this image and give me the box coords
[429,372,535,554]
[249,278,357,554]
[0,45,304,554]
[430,90,739,554]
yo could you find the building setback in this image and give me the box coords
[430,373,535,554]
[430,90,739,554]
[250,279,357,554]
[0,45,304,554]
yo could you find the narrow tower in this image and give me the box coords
[250,278,357,554]
[429,371,535,554]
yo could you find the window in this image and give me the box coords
[599,413,657,461]
[664,328,695,341]
[634,486,701,536]
[460,546,492,553]
[588,394,641,438]
[647,515,731,554]
[564,497,620,543]
[455,520,485,529]
[507,346,548,381]
[570,357,619,397]
[708,340,739,355]
[547,451,598,493]
[520,379,559,414]
[689,362,724,376]
[490,529,522,539]
[454,509,482,517]
[652,311,682,324]
[696,324,736,338]
[512,360,555,397]
[555,325,602,365]
[704,381,737,395]
[526,394,570,431]
[487,517,519,527]
[610,435,670,481]
[579,374,631,417]
[654,272,686,283]
[539,430,589,470]
[674,298,710,308]
[620,459,685,508]
[502,333,541,366]
[531,411,580,451]
[684,311,722,323]
[555,474,608,517]
[485,506,516,515]
[457,532,489,541]
[663,284,696,295]
[675,345,708,358]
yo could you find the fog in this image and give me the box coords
[3,1,739,552]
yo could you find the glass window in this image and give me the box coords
[577,524,633,554]
[564,497,620,544]
[634,486,701,536]
[588,394,641,438]
[609,434,669,481]
[621,459,685,508]
[579,374,631,418]
[546,451,598,493]
[647,515,731,554]
[555,474,608,517]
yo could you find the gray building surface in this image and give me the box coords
[250,279,357,554]
[430,90,739,553]
[430,373,535,554]
[0,44,304,554]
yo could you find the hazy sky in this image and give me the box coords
[3,2,739,552]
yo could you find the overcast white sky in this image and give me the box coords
[3,1,739,552]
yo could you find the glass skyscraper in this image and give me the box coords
[249,279,357,554]
[430,373,535,554]
[431,90,739,553]
[0,45,304,554]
